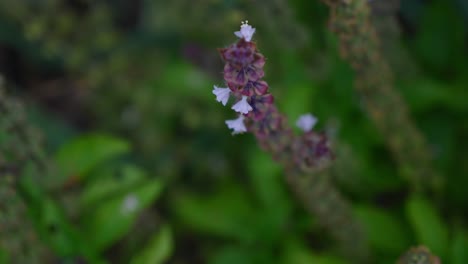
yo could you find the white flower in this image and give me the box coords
[121,194,139,214]
[212,85,231,106]
[234,21,256,42]
[225,115,247,134]
[296,113,318,132]
[231,95,253,114]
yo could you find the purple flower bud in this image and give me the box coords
[219,41,257,67]
[248,94,274,120]
[252,53,266,68]
[245,65,264,82]
[224,64,248,86]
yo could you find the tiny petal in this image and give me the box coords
[212,85,231,106]
[225,115,247,134]
[296,113,318,132]
[234,21,256,42]
[231,95,253,114]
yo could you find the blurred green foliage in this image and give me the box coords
[0,0,467,263]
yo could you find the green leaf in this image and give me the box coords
[170,184,257,242]
[354,205,411,254]
[53,134,130,186]
[399,78,468,113]
[38,199,78,257]
[245,146,294,244]
[281,238,347,264]
[450,226,468,264]
[410,0,466,75]
[158,62,212,97]
[209,246,256,264]
[130,225,173,264]
[36,199,103,262]
[209,245,275,264]
[81,164,146,209]
[0,248,9,264]
[82,179,164,252]
[405,195,449,258]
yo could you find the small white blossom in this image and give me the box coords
[121,194,139,214]
[212,85,231,106]
[296,113,318,132]
[234,21,256,42]
[231,95,253,114]
[225,115,247,134]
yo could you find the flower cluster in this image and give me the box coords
[212,21,275,134]
[213,21,333,169]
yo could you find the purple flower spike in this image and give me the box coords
[215,21,333,171]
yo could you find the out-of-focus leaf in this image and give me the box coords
[246,147,291,241]
[405,195,449,258]
[450,226,468,264]
[82,179,163,252]
[53,134,130,186]
[170,184,257,242]
[399,78,468,113]
[158,62,212,97]
[130,224,173,264]
[209,246,256,264]
[354,205,411,254]
[81,164,146,209]
[209,245,275,264]
[281,238,347,264]
[38,199,77,257]
[280,82,316,124]
[410,0,466,75]
[35,199,103,263]
[0,248,9,264]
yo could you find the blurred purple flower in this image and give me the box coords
[225,115,247,134]
[296,113,318,132]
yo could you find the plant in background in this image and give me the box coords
[213,21,370,262]
[0,79,51,263]
[320,0,440,195]
[397,246,441,264]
